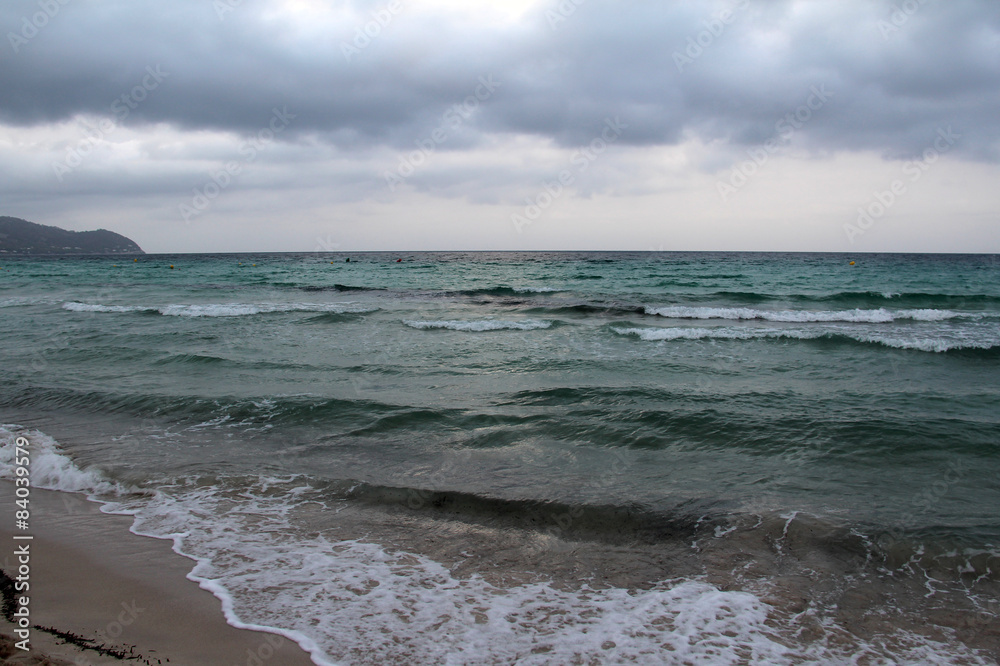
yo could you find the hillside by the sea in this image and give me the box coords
[0,216,144,255]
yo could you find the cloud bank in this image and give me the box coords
[1,0,998,251]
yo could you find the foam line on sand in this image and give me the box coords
[0,481,318,666]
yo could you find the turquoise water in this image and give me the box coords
[2,252,999,663]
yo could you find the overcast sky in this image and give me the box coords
[1,0,998,252]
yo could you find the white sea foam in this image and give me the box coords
[613,326,998,352]
[404,319,553,331]
[113,477,997,666]
[115,479,799,665]
[0,427,991,665]
[0,426,334,665]
[157,302,375,317]
[62,301,377,317]
[905,308,971,321]
[513,286,560,293]
[616,326,773,341]
[62,302,152,313]
[0,425,124,495]
[644,305,985,323]
[0,428,791,663]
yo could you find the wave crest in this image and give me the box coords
[404,319,553,332]
[63,301,377,317]
[612,326,1000,353]
[644,305,987,323]
[0,425,124,495]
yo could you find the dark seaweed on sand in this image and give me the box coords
[0,570,165,664]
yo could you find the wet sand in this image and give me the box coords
[0,482,318,666]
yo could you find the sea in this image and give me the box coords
[1,251,999,665]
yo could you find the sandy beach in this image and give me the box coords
[0,482,317,666]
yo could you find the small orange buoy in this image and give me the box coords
[169,265,174,269]
[849,261,855,266]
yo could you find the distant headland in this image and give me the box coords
[0,216,144,255]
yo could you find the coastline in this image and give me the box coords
[0,482,318,666]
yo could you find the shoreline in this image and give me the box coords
[1,435,998,663]
[0,481,319,666]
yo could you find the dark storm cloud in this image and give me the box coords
[2,0,999,161]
